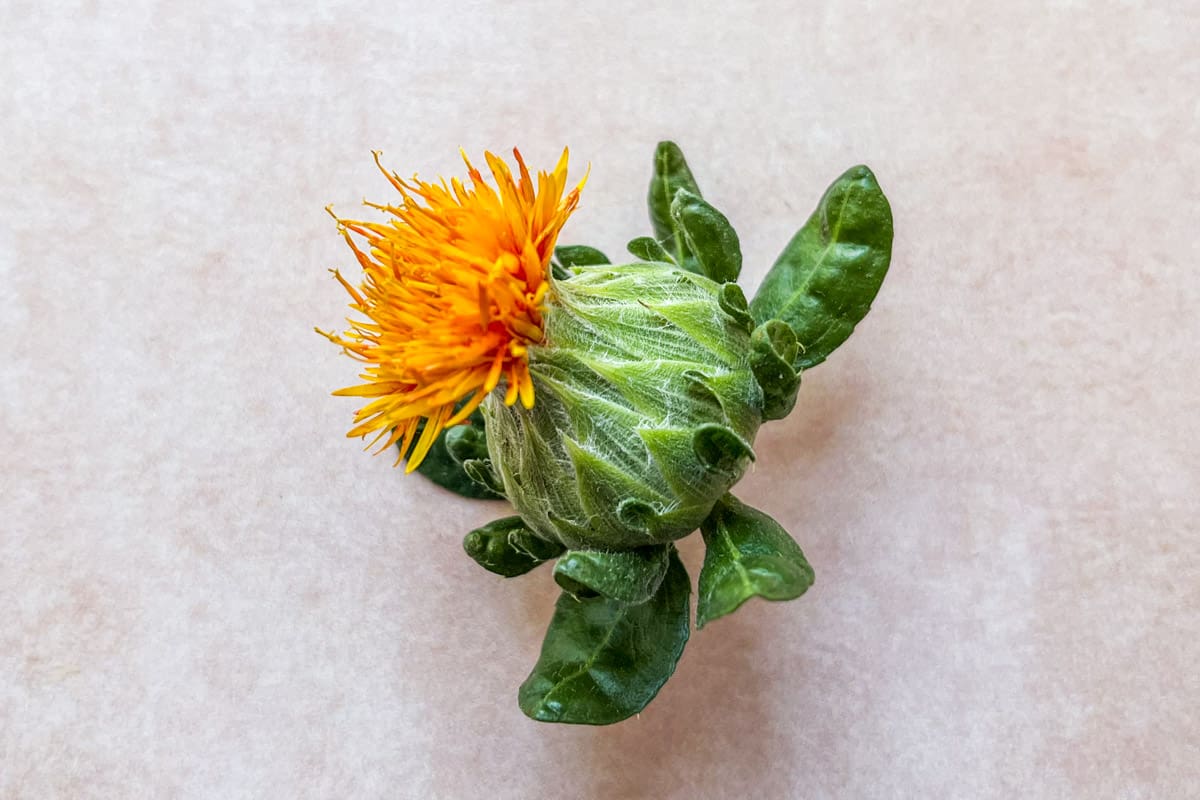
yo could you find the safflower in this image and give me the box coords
[319,149,584,470]
[319,141,893,725]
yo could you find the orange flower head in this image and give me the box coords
[319,148,586,471]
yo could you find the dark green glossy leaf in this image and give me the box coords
[647,141,701,269]
[553,546,670,604]
[519,546,691,725]
[749,165,893,370]
[444,423,489,464]
[750,320,802,421]
[408,408,501,499]
[554,245,610,268]
[463,516,565,577]
[671,189,742,284]
[697,494,814,628]
[626,236,675,264]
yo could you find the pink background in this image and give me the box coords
[3,1,1197,797]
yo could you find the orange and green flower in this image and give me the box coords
[318,149,585,470]
[318,140,895,726]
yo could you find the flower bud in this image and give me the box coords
[484,263,763,549]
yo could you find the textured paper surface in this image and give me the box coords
[2,2,1198,797]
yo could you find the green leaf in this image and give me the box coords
[463,516,565,577]
[697,495,814,628]
[444,423,488,464]
[626,236,675,264]
[647,141,702,268]
[670,189,742,284]
[553,546,670,604]
[749,165,893,370]
[519,546,691,725]
[409,408,501,500]
[749,320,802,421]
[554,245,610,268]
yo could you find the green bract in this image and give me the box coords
[427,142,892,725]
[484,263,761,550]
